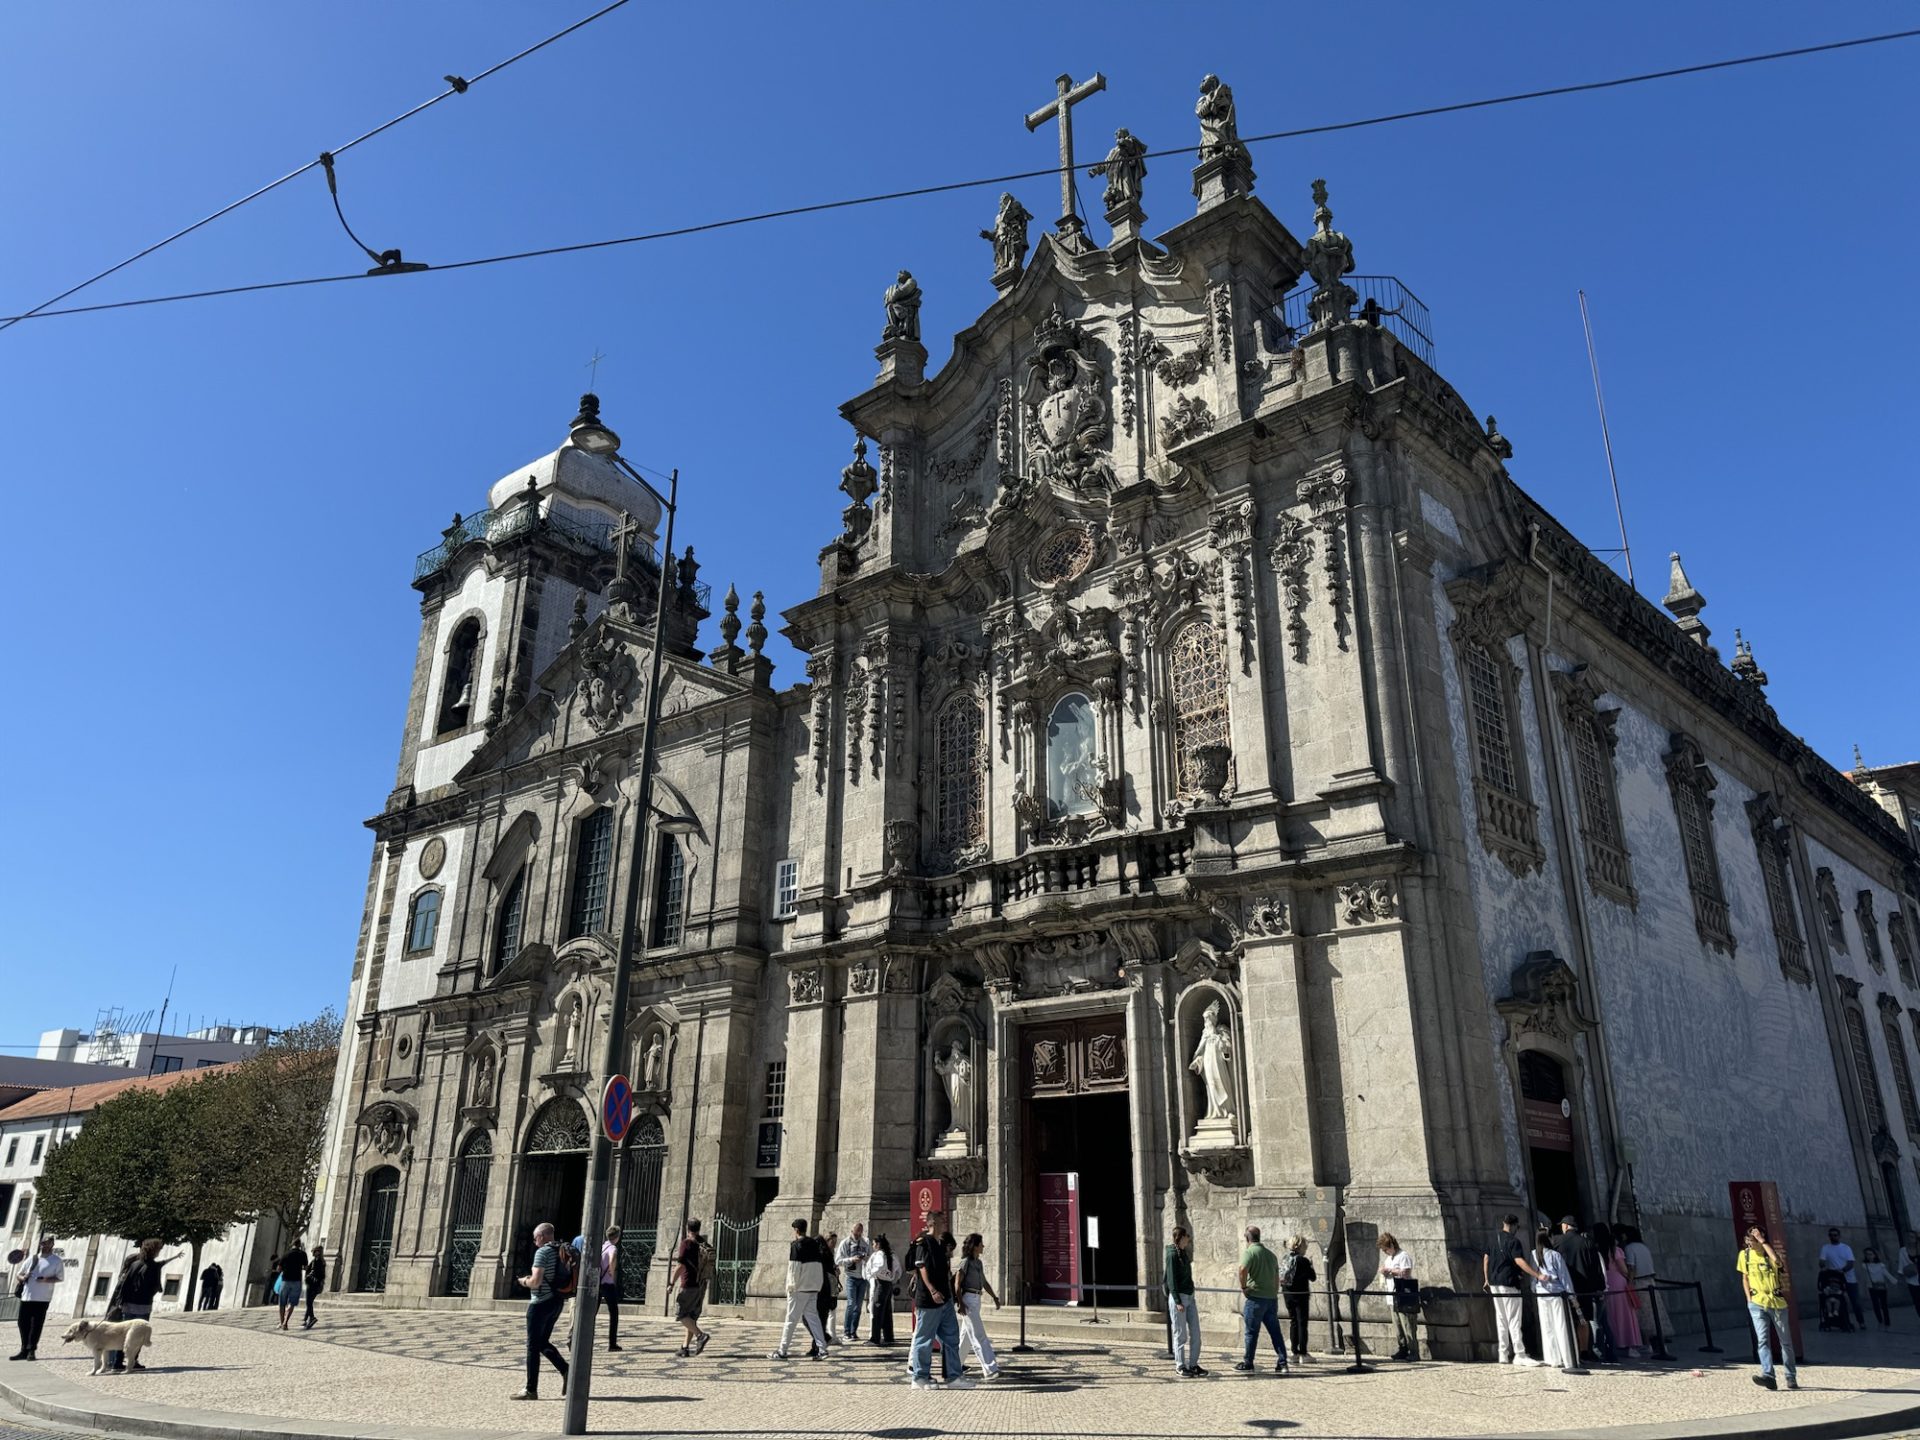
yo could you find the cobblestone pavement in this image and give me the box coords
[19,1304,1920,1438]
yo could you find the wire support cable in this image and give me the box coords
[5,26,1915,326]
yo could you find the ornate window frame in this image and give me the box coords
[492,867,526,972]
[1665,732,1734,955]
[932,693,987,870]
[1447,572,1544,876]
[1816,868,1848,953]
[1554,666,1634,907]
[1165,618,1232,805]
[1836,976,1888,1137]
[564,805,616,941]
[1877,993,1920,1142]
[1747,794,1810,985]
[1891,911,1917,989]
[1858,891,1887,974]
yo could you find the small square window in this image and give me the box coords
[162,1276,181,1298]
[94,1275,111,1298]
[764,1060,787,1121]
[775,859,799,919]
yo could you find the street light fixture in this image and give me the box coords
[561,393,677,1437]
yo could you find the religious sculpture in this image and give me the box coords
[469,1048,495,1108]
[882,269,922,344]
[1195,75,1248,162]
[980,193,1033,280]
[1090,128,1148,214]
[933,1038,974,1152]
[642,1032,666,1091]
[562,997,583,1065]
[1020,305,1114,493]
[1188,1001,1238,1137]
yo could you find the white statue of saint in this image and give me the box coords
[642,1032,666,1091]
[470,1049,495,1107]
[562,998,583,1064]
[1189,1001,1237,1125]
[933,1039,974,1143]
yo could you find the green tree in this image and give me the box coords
[227,1008,341,1239]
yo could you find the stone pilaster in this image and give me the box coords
[824,955,919,1237]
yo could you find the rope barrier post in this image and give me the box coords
[1344,1289,1370,1374]
[1646,1281,1671,1361]
[1012,1275,1032,1354]
[1556,1292,1588,1375]
[1692,1280,1722,1353]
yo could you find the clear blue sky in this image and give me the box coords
[2,3,1914,1045]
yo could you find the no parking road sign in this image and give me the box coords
[602,1074,633,1144]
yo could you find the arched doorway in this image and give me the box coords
[617,1116,667,1302]
[1518,1050,1584,1224]
[515,1100,590,1281]
[355,1166,401,1292]
[444,1131,493,1296]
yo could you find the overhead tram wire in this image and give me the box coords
[0,0,634,334]
[5,25,1916,328]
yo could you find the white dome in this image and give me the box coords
[486,441,661,543]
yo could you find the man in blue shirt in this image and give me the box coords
[513,1222,570,1400]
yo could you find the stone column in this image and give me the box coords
[662,964,761,1238]
[754,965,837,1283]
[1123,963,1170,1292]
[825,955,919,1239]
[1240,923,1319,1190]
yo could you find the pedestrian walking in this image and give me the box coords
[1234,1225,1287,1374]
[770,1218,830,1361]
[1593,1224,1641,1357]
[1484,1214,1544,1365]
[1556,1218,1612,1363]
[595,1226,623,1352]
[1739,1224,1798,1391]
[837,1223,873,1339]
[1620,1226,1672,1356]
[673,1218,713,1357]
[9,1236,63,1361]
[905,1209,963,1389]
[1897,1232,1920,1321]
[108,1239,172,1372]
[303,1244,326,1329]
[275,1238,309,1332]
[1819,1226,1866,1329]
[1531,1229,1580,1374]
[954,1233,1002,1379]
[865,1235,899,1346]
[199,1262,222,1310]
[1165,1225,1204,1376]
[1863,1249,1893,1328]
[511,1221,570,1400]
[1378,1233,1418,1361]
[1282,1236,1315,1363]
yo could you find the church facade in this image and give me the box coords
[315,76,1920,1337]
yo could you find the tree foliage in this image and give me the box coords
[227,1008,341,1236]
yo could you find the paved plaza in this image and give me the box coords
[4,1305,1920,1439]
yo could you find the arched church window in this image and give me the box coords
[405,889,441,954]
[492,867,526,971]
[1169,622,1229,797]
[436,618,483,735]
[1842,1003,1887,1134]
[566,808,614,940]
[1858,892,1887,974]
[1045,693,1098,819]
[1665,734,1733,955]
[651,838,685,948]
[934,697,984,857]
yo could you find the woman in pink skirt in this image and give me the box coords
[1594,1223,1642,1355]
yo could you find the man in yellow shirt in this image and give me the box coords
[1737,1225,1798,1391]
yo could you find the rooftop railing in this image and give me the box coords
[1254,274,1435,368]
[413,503,710,613]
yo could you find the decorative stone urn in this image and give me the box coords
[1191,743,1232,803]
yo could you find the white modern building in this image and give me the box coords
[35,1022,270,1076]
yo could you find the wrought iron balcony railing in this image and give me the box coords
[413,503,711,613]
[1254,274,1435,368]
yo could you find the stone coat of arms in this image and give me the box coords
[1021,304,1114,494]
[579,633,641,734]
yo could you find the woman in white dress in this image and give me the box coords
[1533,1229,1579,1372]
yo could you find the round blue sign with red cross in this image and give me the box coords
[602,1074,633,1144]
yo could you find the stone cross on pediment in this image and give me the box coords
[610,510,644,583]
[1023,71,1106,252]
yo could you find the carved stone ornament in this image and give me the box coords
[927,972,972,1015]
[1160,394,1215,447]
[923,1152,988,1194]
[787,967,825,1006]
[848,959,881,996]
[806,652,834,793]
[1337,878,1400,927]
[1300,459,1352,649]
[1190,742,1232,803]
[1495,952,1596,1045]
[1269,514,1314,662]
[1209,498,1257,671]
[1021,304,1114,494]
[1244,895,1291,937]
[1181,1145,1252,1185]
[418,836,447,880]
[578,631,641,734]
[358,1100,417,1165]
[884,819,919,878]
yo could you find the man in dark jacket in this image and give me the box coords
[108,1240,171,1372]
[1164,1226,1204,1377]
[1556,1218,1612,1363]
[199,1262,223,1310]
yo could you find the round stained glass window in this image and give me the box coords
[1031,527,1095,586]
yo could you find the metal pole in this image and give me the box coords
[1012,1275,1031,1353]
[1693,1280,1722,1353]
[562,466,679,1437]
[1646,1281,1670,1360]
[1578,288,1636,591]
[1344,1288,1369,1374]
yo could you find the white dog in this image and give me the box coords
[60,1318,153,1375]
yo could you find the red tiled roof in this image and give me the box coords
[0,1064,237,1123]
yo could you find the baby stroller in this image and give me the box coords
[1817,1269,1853,1331]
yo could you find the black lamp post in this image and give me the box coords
[560,394,677,1437]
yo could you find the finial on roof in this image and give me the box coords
[1304,178,1357,327]
[1730,628,1768,689]
[1662,551,1712,650]
[1485,414,1513,461]
[1854,744,1871,781]
[718,583,742,651]
[747,591,768,657]
[569,591,588,641]
[840,435,878,507]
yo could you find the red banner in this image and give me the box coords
[910,1178,947,1237]
[1729,1180,1803,1356]
[1522,1097,1573,1152]
[1039,1171,1082,1305]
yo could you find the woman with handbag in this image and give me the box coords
[1377,1234,1419,1360]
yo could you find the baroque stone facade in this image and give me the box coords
[316,76,1920,1345]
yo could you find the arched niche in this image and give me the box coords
[1174,979,1247,1151]
[924,1011,983,1159]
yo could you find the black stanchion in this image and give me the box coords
[1691,1280,1723,1353]
[1012,1276,1032,1354]
[1344,1289,1370,1374]
[1645,1280,1671,1361]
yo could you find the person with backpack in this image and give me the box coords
[1283,1236,1317,1363]
[674,1219,714,1357]
[904,1208,963,1389]
[512,1222,571,1400]
[770,1218,830,1361]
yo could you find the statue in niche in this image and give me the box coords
[980,193,1033,278]
[1188,1001,1238,1134]
[933,1039,974,1151]
[562,997,584,1066]
[882,269,922,343]
[642,1032,666,1091]
[469,1049,495,1107]
[1090,128,1148,213]
[1195,75,1247,163]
